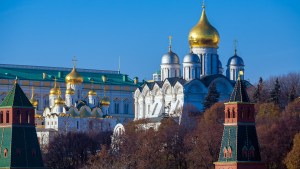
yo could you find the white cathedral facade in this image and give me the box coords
[134,4,245,127]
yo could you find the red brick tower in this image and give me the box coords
[214,76,265,169]
[0,79,44,168]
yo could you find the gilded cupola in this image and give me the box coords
[30,87,38,107]
[100,96,110,106]
[54,96,65,105]
[50,79,60,96]
[65,58,83,84]
[88,89,97,96]
[88,80,97,96]
[65,88,75,95]
[188,4,220,48]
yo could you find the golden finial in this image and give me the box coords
[168,35,172,52]
[72,56,77,68]
[233,39,238,55]
[53,77,57,87]
[238,71,244,81]
[58,85,61,96]
[14,76,18,84]
[31,86,35,98]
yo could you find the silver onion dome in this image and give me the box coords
[183,52,200,63]
[227,55,244,66]
[161,51,180,65]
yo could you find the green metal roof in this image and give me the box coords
[218,125,262,162]
[0,82,33,108]
[229,79,250,103]
[0,126,44,168]
[0,64,139,87]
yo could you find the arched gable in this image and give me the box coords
[152,84,162,96]
[209,77,233,95]
[134,89,141,98]
[162,81,172,95]
[174,82,184,94]
[113,123,125,136]
[184,79,207,94]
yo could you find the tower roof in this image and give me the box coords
[0,80,33,108]
[229,78,250,103]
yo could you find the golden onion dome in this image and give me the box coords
[88,89,97,96]
[50,82,60,96]
[100,96,110,106]
[65,67,83,84]
[30,87,39,107]
[30,98,39,107]
[54,96,65,105]
[65,88,75,95]
[188,5,220,48]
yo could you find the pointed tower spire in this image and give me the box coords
[229,71,249,102]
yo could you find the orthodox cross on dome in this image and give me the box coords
[168,35,172,52]
[72,56,77,68]
[202,0,205,9]
[31,86,35,96]
[53,77,58,87]
[233,39,238,55]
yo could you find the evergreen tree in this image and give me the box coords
[270,78,281,105]
[253,77,263,103]
[289,86,296,103]
[203,83,220,111]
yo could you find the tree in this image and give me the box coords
[253,77,263,103]
[184,103,224,169]
[203,83,220,111]
[284,133,300,169]
[270,78,281,105]
[44,131,112,169]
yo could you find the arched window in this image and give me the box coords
[4,148,8,158]
[227,109,230,118]
[241,108,244,119]
[0,111,3,123]
[17,111,21,124]
[227,146,232,158]
[249,146,255,158]
[6,111,9,123]
[232,108,235,118]
[248,108,251,119]
[114,103,119,114]
[242,146,248,158]
[27,112,30,124]
[223,147,227,158]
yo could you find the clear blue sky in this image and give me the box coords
[0,0,299,83]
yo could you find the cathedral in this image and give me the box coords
[134,4,246,128]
